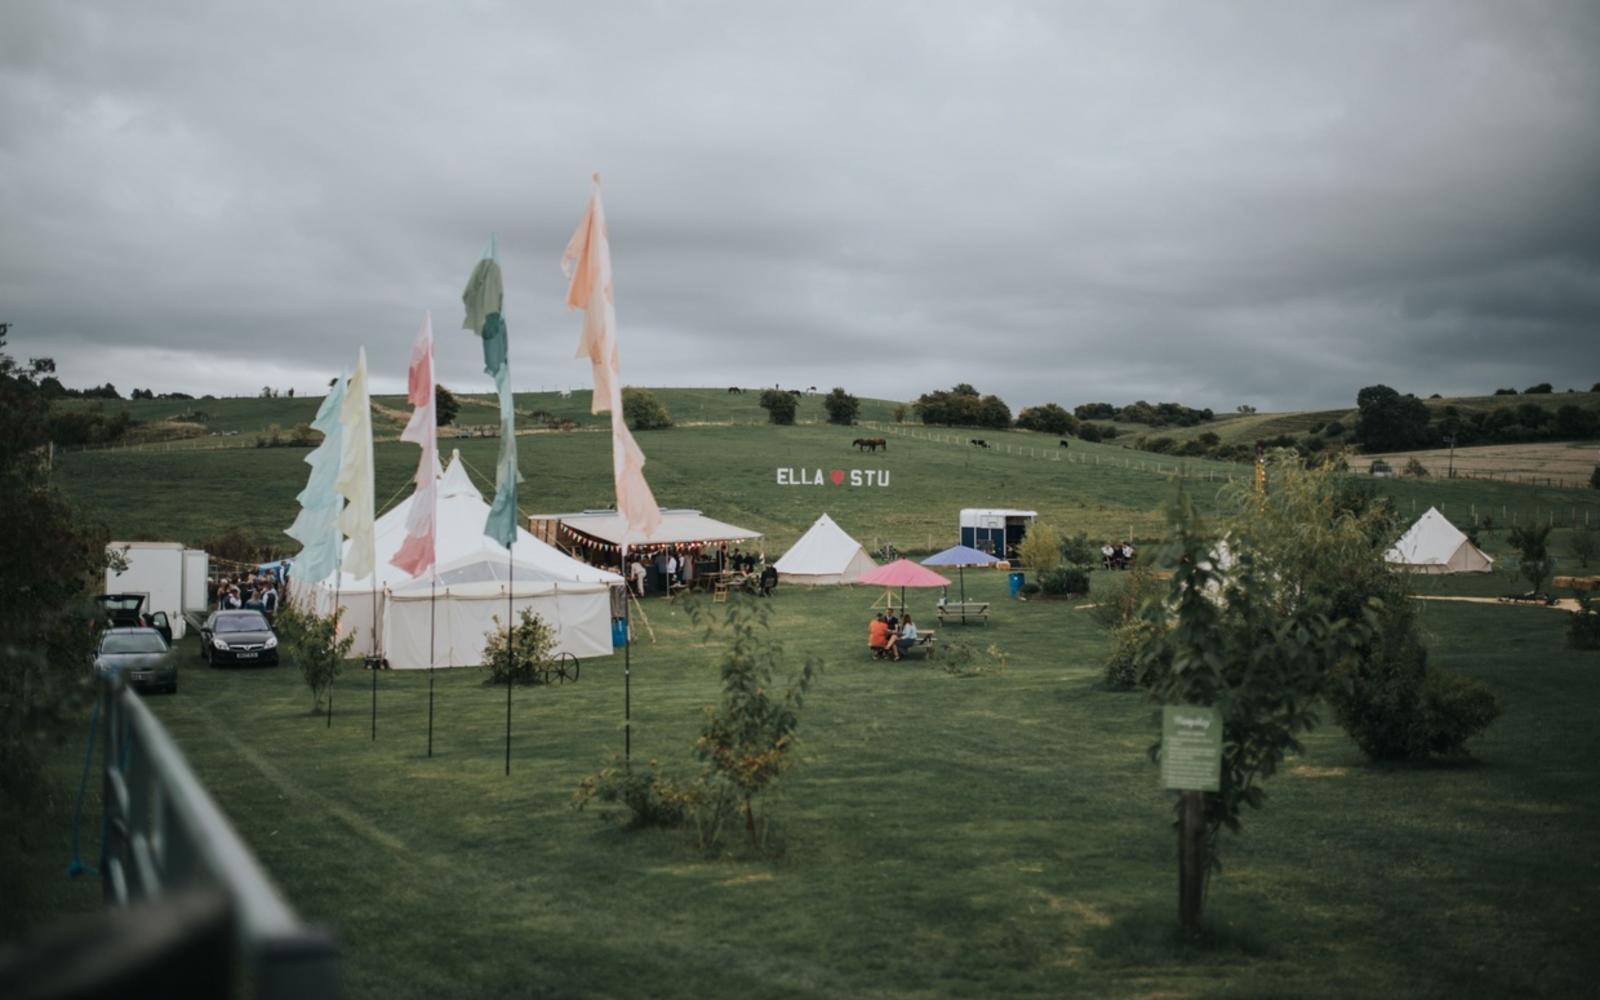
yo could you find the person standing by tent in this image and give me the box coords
[261,579,280,619]
[629,557,647,597]
[666,551,680,587]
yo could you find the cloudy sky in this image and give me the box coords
[3,1,1598,411]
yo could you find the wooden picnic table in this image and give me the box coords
[936,601,990,625]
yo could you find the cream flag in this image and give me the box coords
[563,174,662,538]
[336,346,377,579]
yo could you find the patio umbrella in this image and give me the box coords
[858,559,951,613]
[921,544,1001,620]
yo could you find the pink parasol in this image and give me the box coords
[860,559,951,588]
[860,559,951,614]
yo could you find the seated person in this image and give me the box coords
[893,614,919,661]
[884,610,899,634]
[867,615,891,658]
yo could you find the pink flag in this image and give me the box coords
[391,312,438,576]
[563,174,662,538]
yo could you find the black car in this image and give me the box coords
[93,627,178,693]
[200,610,280,666]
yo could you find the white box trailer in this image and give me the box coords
[105,542,208,639]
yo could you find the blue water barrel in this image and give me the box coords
[612,618,629,647]
[1008,572,1025,597]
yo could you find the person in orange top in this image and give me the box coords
[867,614,891,659]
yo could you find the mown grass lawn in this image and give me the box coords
[15,569,1600,998]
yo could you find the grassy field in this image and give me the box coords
[1367,440,1600,489]
[12,572,1599,998]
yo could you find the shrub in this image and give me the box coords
[1324,421,1345,436]
[1015,403,1076,435]
[622,387,673,431]
[1591,466,1600,490]
[573,756,700,829]
[1567,594,1600,650]
[276,603,352,711]
[892,404,907,423]
[1077,423,1103,443]
[1038,567,1090,597]
[822,387,860,426]
[1508,523,1554,596]
[759,389,797,425]
[1016,523,1062,573]
[1103,620,1156,691]
[1420,670,1505,756]
[1403,457,1428,477]
[1019,582,1041,596]
[1525,383,1553,394]
[482,608,558,685]
[1573,524,1596,568]
[688,596,820,848]
[1059,531,1097,567]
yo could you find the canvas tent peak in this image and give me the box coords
[1385,507,1494,574]
[773,513,878,585]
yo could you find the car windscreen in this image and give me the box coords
[216,614,270,633]
[101,633,167,654]
[99,597,143,612]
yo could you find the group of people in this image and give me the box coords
[211,572,281,615]
[625,544,775,599]
[1100,542,1137,570]
[867,610,919,661]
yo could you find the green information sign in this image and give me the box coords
[1161,705,1221,792]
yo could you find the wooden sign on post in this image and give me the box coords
[1162,705,1221,934]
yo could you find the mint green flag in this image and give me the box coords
[463,255,519,548]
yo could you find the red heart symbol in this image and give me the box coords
[830,469,845,485]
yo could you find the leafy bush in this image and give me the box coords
[1015,403,1077,435]
[276,602,353,711]
[823,387,860,426]
[622,387,673,430]
[1420,670,1505,756]
[1059,531,1098,567]
[1077,423,1103,443]
[759,389,797,425]
[1573,524,1596,568]
[1103,620,1156,691]
[482,608,558,685]
[1016,523,1062,573]
[1568,594,1600,650]
[689,596,820,848]
[1508,523,1554,595]
[1324,421,1345,436]
[573,756,700,829]
[935,640,1008,677]
[1019,582,1041,596]
[1402,457,1429,477]
[1038,567,1090,597]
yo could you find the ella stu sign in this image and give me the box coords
[775,467,891,487]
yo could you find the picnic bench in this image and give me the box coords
[936,602,990,625]
[868,630,937,660]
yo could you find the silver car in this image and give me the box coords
[93,627,178,694]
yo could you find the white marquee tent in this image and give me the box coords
[1384,507,1494,574]
[296,450,622,665]
[773,513,878,585]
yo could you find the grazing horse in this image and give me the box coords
[852,437,887,452]
[1059,439,1070,448]
[970,438,990,448]
[727,386,744,394]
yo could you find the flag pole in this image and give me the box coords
[622,544,631,763]
[427,574,436,757]
[370,580,378,740]
[505,547,513,776]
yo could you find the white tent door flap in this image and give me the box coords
[384,589,613,669]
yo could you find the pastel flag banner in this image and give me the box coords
[392,312,438,577]
[284,375,347,583]
[336,346,377,579]
[462,254,520,549]
[562,174,662,539]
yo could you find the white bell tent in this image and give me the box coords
[773,513,878,585]
[1384,507,1494,574]
[297,450,621,663]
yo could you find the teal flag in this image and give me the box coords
[463,254,519,549]
[284,376,348,581]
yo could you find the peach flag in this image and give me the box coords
[391,312,437,577]
[563,174,662,539]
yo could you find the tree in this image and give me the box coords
[274,603,352,711]
[977,394,1011,429]
[1508,523,1554,596]
[1572,523,1596,568]
[759,388,797,425]
[622,387,672,430]
[1354,384,1432,452]
[1016,523,1062,573]
[1015,403,1076,435]
[434,385,460,426]
[482,608,558,685]
[822,387,860,426]
[690,596,820,847]
[1075,402,1117,420]
[1525,383,1553,394]
[0,333,107,808]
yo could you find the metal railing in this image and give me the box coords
[101,679,339,998]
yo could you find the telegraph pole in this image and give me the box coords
[1446,434,1457,479]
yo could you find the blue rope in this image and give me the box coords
[66,695,102,877]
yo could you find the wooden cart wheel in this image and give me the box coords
[554,652,580,684]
